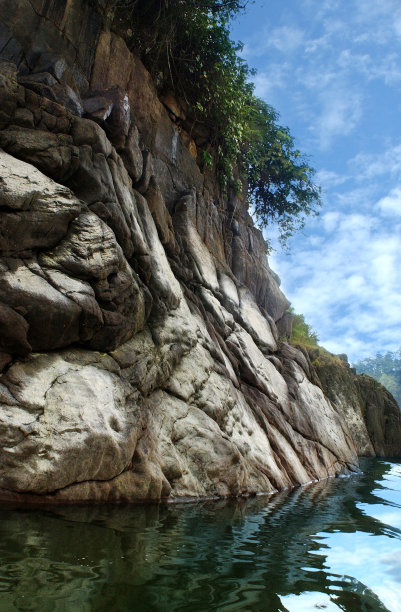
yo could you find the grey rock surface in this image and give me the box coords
[0,0,399,504]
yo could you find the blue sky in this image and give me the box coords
[230,0,401,363]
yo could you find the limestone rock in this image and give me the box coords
[0,127,78,182]
[83,95,114,122]
[0,351,140,495]
[0,150,149,352]
[83,86,130,149]
[0,149,81,255]
[0,257,82,350]
[314,351,401,457]
[0,302,31,355]
[0,0,399,505]
[120,124,143,183]
[355,375,401,457]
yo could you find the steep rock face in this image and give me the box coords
[313,352,401,458]
[355,375,401,457]
[0,1,399,503]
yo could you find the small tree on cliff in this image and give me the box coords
[105,0,321,245]
[242,98,321,245]
[288,309,319,349]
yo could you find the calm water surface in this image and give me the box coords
[1,458,401,611]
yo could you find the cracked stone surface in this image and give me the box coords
[0,0,400,504]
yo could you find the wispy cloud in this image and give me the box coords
[315,169,350,190]
[268,26,305,53]
[243,25,305,57]
[378,188,401,216]
[350,144,401,180]
[309,88,363,150]
[336,49,401,85]
[394,14,401,37]
[251,64,289,99]
[271,191,401,361]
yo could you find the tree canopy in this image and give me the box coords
[105,0,321,244]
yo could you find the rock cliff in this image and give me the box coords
[311,350,401,458]
[0,0,399,503]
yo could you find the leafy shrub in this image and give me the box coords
[289,309,319,349]
[243,99,321,245]
[104,0,321,244]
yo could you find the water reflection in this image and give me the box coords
[0,459,400,611]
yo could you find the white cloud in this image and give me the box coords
[285,2,401,149]
[315,169,350,190]
[335,49,401,85]
[349,146,401,181]
[242,25,304,57]
[251,65,289,99]
[377,188,401,216]
[394,15,401,37]
[321,211,341,232]
[271,189,401,361]
[312,89,363,150]
[268,26,305,53]
[352,0,401,45]
[251,73,272,98]
[303,0,343,25]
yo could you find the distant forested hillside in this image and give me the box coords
[354,350,401,407]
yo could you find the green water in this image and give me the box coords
[0,459,401,611]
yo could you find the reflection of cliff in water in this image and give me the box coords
[0,459,400,611]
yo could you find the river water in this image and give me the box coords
[0,458,400,611]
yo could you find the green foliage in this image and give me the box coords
[288,308,319,349]
[201,150,213,168]
[105,0,321,244]
[243,99,321,245]
[354,349,401,406]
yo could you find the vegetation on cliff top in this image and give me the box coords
[288,310,348,369]
[289,309,319,350]
[106,0,321,244]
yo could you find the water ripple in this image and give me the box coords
[0,458,400,611]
